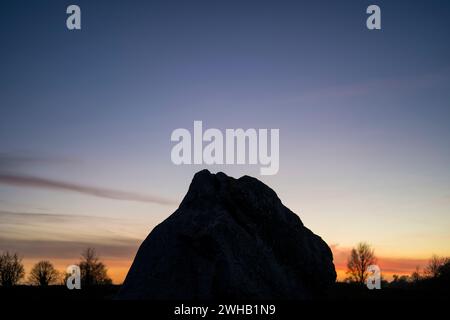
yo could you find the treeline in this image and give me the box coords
[344,242,450,288]
[0,248,112,287]
[388,255,450,289]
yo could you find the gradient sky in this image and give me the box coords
[1,0,450,282]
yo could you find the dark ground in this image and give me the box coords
[0,281,449,300]
[0,284,121,300]
[1,284,447,319]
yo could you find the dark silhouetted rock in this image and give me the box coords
[118,170,336,299]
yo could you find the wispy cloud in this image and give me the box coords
[0,210,125,228]
[0,153,177,206]
[0,237,139,260]
[0,173,177,205]
[0,210,142,260]
[0,152,77,170]
[281,70,450,106]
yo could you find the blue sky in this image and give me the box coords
[1,0,450,281]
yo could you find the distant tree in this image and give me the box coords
[437,260,450,281]
[410,266,421,282]
[424,255,450,278]
[0,252,25,287]
[346,242,377,284]
[79,248,112,286]
[389,274,411,289]
[28,260,60,286]
[380,276,389,288]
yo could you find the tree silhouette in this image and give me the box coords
[0,252,25,287]
[424,255,449,278]
[437,259,450,281]
[79,248,112,286]
[346,242,377,284]
[28,260,59,286]
[410,266,421,283]
[390,274,410,288]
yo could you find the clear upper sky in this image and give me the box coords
[1,0,450,281]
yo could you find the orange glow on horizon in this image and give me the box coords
[21,258,132,285]
[20,250,433,285]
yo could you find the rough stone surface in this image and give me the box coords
[118,170,336,299]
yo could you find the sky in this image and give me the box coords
[1,0,450,282]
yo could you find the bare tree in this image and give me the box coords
[424,255,450,278]
[437,259,450,280]
[28,260,60,286]
[79,248,112,286]
[346,242,377,284]
[0,252,25,287]
[410,266,421,282]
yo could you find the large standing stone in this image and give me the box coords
[118,170,336,299]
